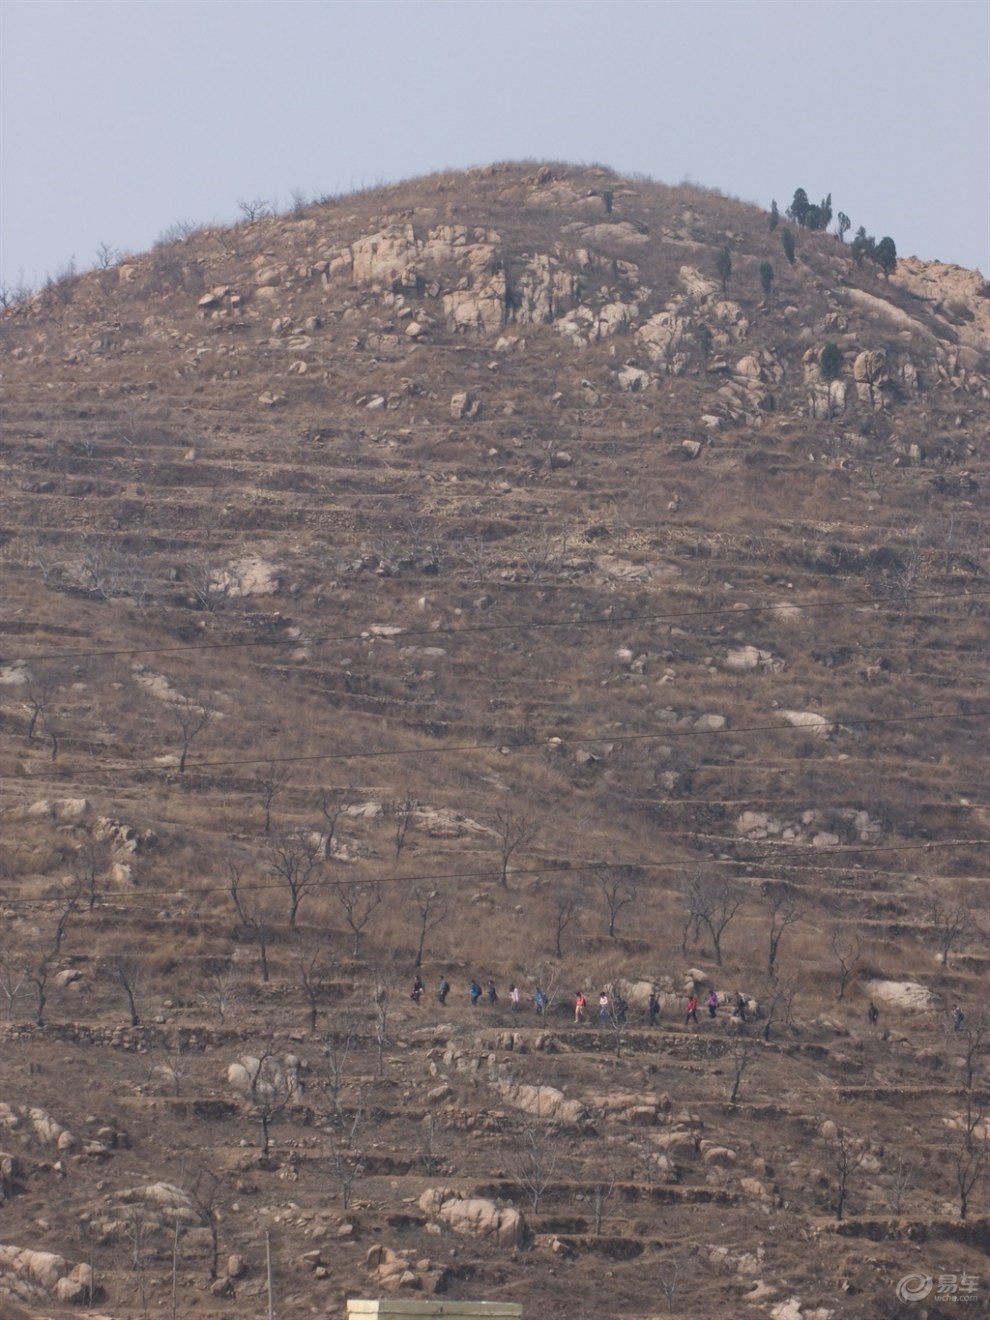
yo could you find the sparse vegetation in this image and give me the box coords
[0,159,986,1319]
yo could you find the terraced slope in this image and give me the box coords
[0,162,987,1319]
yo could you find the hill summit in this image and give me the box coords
[0,162,988,1319]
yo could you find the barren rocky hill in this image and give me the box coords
[0,161,988,1320]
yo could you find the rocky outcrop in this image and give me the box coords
[496,1081,586,1124]
[226,1053,306,1102]
[852,349,889,409]
[0,1245,95,1306]
[365,1242,447,1292]
[418,1187,525,1247]
[0,1103,76,1153]
[779,710,833,738]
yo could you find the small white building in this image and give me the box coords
[348,1303,522,1320]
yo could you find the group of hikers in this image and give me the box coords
[412,975,969,1035]
[413,975,536,1013]
[412,975,749,1028]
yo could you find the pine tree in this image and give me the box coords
[875,236,897,281]
[820,342,843,381]
[760,261,774,300]
[781,228,796,265]
[715,246,732,296]
[819,343,843,422]
[788,188,810,227]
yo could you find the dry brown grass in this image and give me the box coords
[0,161,987,1318]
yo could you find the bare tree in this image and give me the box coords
[0,927,29,1019]
[419,1113,446,1176]
[321,1031,352,1114]
[591,1165,617,1235]
[884,1152,916,1214]
[602,977,631,1057]
[198,966,237,1024]
[829,929,862,1000]
[392,790,418,861]
[372,965,394,1077]
[169,698,210,774]
[657,1257,684,1316]
[182,555,231,614]
[727,1035,759,1103]
[596,864,639,938]
[153,1037,189,1097]
[318,786,350,860]
[78,539,152,606]
[951,1011,988,1090]
[24,670,59,759]
[762,883,802,979]
[268,831,324,928]
[759,974,798,1041]
[506,1111,560,1212]
[408,882,448,968]
[188,1168,227,1281]
[681,871,744,966]
[950,1108,987,1219]
[237,197,271,222]
[492,807,538,889]
[95,240,119,271]
[325,1111,365,1210]
[291,932,336,1031]
[929,898,974,970]
[26,949,54,1026]
[227,858,272,982]
[255,761,289,838]
[245,1035,298,1161]
[110,955,142,1026]
[335,880,383,959]
[49,877,80,955]
[825,1126,867,1220]
[72,837,112,911]
[551,894,579,958]
[524,957,560,1023]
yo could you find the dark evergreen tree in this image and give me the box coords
[788,188,810,226]
[819,342,843,422]
[837,212,851,243]
[769,200,779,232]
[820,342,843,381]
[875,236,897,281]
[698,324,713,371]
[759,261,774,300]
[781,228,796,265]
[715,246,732,296]
[850,226,874,269]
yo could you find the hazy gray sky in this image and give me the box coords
[2,0,988,289]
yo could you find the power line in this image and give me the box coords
[4,587,987,666]
[2,706,982,784]
[2,837,986,912]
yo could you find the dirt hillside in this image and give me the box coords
[0,161,988,1320]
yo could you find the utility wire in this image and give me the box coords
[2,836,987,911]
[4,587,987,666]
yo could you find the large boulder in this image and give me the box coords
[496,1082,585,1124]
[418,1188,525,1248]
